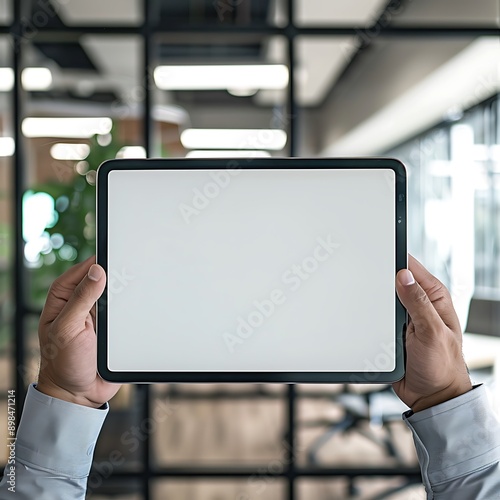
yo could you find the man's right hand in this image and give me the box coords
[393,255,473,413]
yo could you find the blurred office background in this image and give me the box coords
[0,0,499,499]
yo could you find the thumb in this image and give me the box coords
[58,264,106,326]
[396,269,443,334]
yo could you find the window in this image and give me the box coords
[387,95,500,309]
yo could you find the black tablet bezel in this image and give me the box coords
[96,157,407,384]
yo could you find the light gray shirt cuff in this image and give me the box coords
[403,385,500,492]
[15,384,109,478]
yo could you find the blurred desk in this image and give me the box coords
[463,332,500,413]
[465,297,500,337]
[463,333,500,369]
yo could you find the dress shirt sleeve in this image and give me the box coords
[0,384,108,500]
[404,384,500,499]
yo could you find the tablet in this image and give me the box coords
[96,158,407,383]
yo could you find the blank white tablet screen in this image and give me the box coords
[106,168,395,372]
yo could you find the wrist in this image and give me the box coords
[411,380,473,413]
[36,378,103,409]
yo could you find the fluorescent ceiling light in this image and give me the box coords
[50,143,90,161]
[0,68,14,91]
[180,129,287,151]
[116,146,147,158]
[22,67,52,91]
[22,117,112,138]
[186,150,271,158]
[152,105,189,125]
[0,137,15,157]
[154,65,289,91]
[227,88,258,97]
[0,67,53,91]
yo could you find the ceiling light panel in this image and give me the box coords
[185,150,271,158]
[22,117,113,138]
[116,146,147,158]
[50,143,90,160]
[0,67,53,91]
[21,67,53,91]
[0,137,15,157]
[0,68,14,91]
[154,65,289,91]
[181,129,287,151]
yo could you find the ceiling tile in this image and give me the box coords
[80,36,141,80]
[296,36,358,106]
[56,0,142,25]
[0,0,11,25]
[295,0,388,26]
[391,0,500,26]
[0,37,10,67]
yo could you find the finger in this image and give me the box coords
[396,268,445,336]
[407,255,461,331]
[408,255,445,298]
[56,264,106,328]
[40,256,96,326]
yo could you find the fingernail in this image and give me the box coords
[399,269,415,286]
[88,264,103,282]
